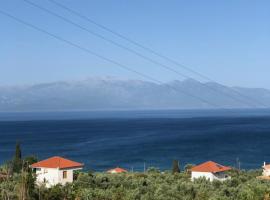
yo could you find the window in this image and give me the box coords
[63,171,67,179]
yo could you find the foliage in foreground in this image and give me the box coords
[1,144,270,200]
[1,166,270,200]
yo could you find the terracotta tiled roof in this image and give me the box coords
[191,161,231,173]
[31,156,83,169]
[107,167,127,173]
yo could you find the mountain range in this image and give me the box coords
[0,77,269,111]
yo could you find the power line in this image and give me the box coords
[0,9,221,108]
[46,0,267,108]
[23,0,198,83]
[21,0,259,108]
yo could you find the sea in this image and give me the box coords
[1,109,270,171]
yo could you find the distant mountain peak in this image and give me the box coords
[0,77,269,111]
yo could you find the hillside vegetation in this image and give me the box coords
[1,143,270,200]
[1,166,270,200]
[1,158,270,199]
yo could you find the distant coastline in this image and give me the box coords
[0,108,270,121]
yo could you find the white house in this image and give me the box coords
[31,156,83,187]
[191,161,231,182]
[262,162,270,176]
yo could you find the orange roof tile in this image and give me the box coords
[31,156,83,169]
[191,161,231,173]
[107,167,127,173]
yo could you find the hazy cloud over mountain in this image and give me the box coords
[0,77,269,111]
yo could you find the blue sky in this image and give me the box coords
[1,0,270,88]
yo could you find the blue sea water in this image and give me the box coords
[1,109,270,171]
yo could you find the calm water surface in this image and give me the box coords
[0,109,270,171]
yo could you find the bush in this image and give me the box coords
[1,166,270,200]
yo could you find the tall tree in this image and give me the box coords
[172,160,180,174]
[15,142,22,160]
[13,141,22,173]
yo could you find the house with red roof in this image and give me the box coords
[262,162,270,177]
[190,161,231,181]
[31,156,83,187]
[107,167,127,174]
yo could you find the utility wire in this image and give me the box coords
[22,0,258,108]
[46,0,267,108]
[21,0,189,80]
[0,9,222,108]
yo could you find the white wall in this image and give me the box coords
[35,168,59,187]
[191,171,215,181]
[58,169,73,185]
[191,171,230,182]
[263,169,270,176]
[35,167,77,187]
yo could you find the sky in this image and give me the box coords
[1,0,270,88]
